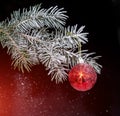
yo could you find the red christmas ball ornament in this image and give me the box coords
[68,63,97,91]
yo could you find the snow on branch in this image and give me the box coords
[0,3,102,83]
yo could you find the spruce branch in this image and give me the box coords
[81,52,102,74]
[0,28,32,72]
[53,25,88,50]
[0,3,102,83]
[11,4,68,33]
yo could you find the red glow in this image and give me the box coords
[68,63,97,91]
[0,46,98,115]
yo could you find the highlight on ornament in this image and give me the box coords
[0,3,102,91]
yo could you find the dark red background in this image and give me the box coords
[0,0,120,116]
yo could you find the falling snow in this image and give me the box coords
[0,48,111,116]
[0,67,112,116]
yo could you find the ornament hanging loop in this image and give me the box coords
[78,41,82,55]
[77,42,84,64]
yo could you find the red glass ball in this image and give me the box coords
[68,63,97,91]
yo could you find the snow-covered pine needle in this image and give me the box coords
[0,3,102,83]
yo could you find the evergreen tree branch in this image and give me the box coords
[0,3,102,83]
[9,4,68,33]
[0,28,33,72]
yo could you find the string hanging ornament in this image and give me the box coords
[0,4,102,91]
[68,43,99,91]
